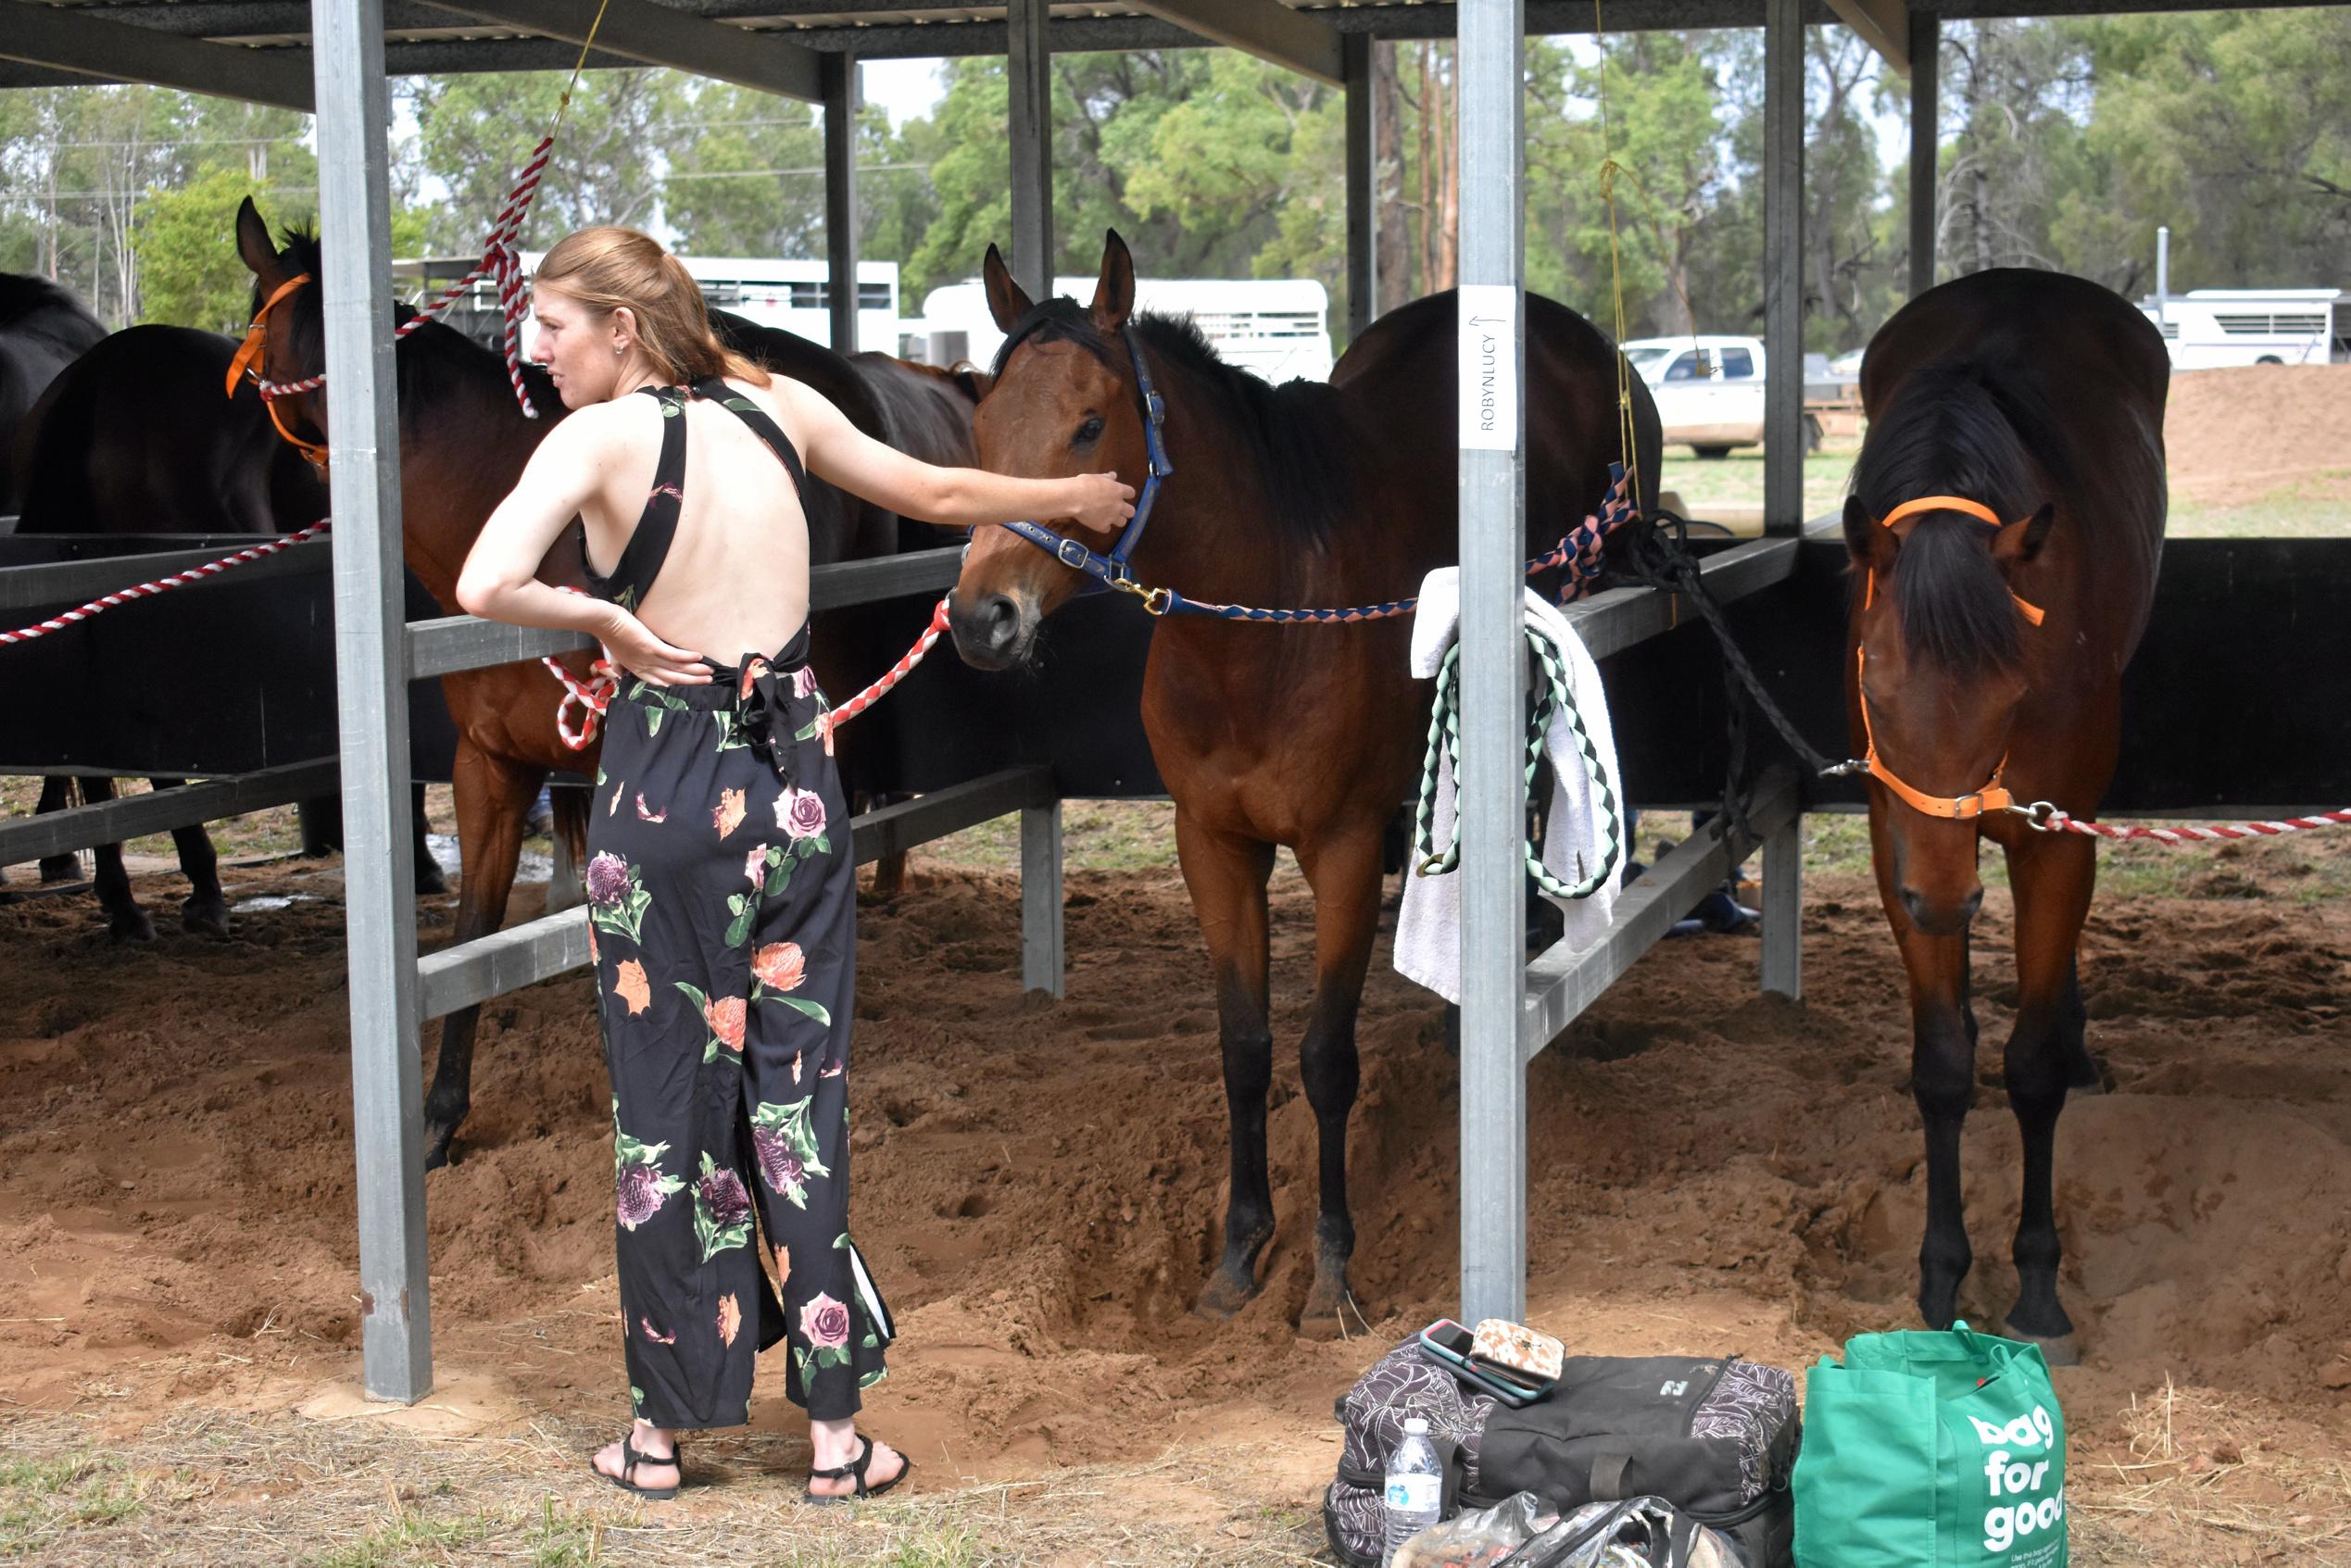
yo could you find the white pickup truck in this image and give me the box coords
[1620,334,1825,458]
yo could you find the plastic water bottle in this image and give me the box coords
[1382,1416,1443,1566]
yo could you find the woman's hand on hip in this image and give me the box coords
[599,607,711,686]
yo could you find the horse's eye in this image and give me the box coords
[1075,416,1104,445]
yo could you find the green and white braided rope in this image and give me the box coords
[1413,625,1623,901]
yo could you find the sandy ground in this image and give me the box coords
[2,817,2347,1565]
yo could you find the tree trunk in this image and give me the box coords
[1435,44,1458,292]
[1374,41,1408,315]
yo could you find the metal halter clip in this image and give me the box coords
[1820,759,1871,778]
[2010,800,2061,830]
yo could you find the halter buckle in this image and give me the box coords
[1054,536,1094,571]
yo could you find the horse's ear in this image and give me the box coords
[982,245,1033,332]
[235,196,282,286]
[1089,229,1136,332]
[1843,495,1895,578]
[1993,502,2057,568]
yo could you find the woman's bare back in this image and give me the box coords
[580,375,814,667]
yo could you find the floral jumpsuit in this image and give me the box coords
[581,377,889,1429]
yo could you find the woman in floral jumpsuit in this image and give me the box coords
[457,226,1131,1499]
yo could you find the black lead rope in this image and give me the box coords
[1615,508,1847,853]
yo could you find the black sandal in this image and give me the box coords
[806,1435,911,1505]
[597,1434,683,1500]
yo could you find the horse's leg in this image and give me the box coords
[1999,829,2096,1361]
[1179,811,1279,1318]
[1870,806,1977,1329]
[2059,956,2104,1092]
[421,744,545,1168]
[151,779,232,938]
[36,775,81,884]
[80,778,155,942]
[413,782,448,897]
[1291,822,1383,1338]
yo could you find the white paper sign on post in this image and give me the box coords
[1457,283,1520,452]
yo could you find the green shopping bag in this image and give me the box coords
[1792,1322,2067,1568]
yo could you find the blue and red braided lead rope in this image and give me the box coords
[1158,463,1634,623]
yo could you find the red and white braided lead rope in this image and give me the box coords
[255,136,553,420]
[0,520,332,646]
[823,596,950,738]
[543,596,949,753]
[2031,807,2351,845]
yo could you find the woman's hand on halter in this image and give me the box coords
[1065,473,1137,535]
[597,604,712,687]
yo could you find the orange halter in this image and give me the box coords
[1853,494,2044,822]
[226,272,332,472]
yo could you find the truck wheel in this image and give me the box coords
[1691,445,1733,460]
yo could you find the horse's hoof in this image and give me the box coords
[1297,1279,1372,1341]
[1193,1267,1262,1320]
[39,854,81,884]
[414,858,448,897]
[182,899,233,939]
[2005,1320,2081,1366]
[108,908,157,943]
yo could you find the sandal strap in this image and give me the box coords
[810,1434,874,1491]
[622,1436,679,1478]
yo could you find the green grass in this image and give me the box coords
[0,1455,145,1559]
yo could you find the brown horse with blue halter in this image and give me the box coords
[1842,267,2167,1361]
[949,231,1658,1332]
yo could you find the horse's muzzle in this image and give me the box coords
[946,589,1035,671]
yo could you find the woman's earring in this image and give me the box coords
[613,343,626,357]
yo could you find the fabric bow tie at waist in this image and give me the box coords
[729,654,805,794]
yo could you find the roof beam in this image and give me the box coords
[1122,0,1343,82]
[1821,0,1908,71]
[414,0,823,98]
[0,0,315,108]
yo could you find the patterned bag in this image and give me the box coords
[1326,1339,1801,1568]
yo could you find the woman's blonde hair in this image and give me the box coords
[534,226,768,387]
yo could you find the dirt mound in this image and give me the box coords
[2165,364,2351,503]
[3,833,2348,1560]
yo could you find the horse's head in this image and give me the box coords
[1844,492,2055,935]
[948,231,1151,671]
[233,196,331,467]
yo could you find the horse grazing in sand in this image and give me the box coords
[234,201,971,1166]
[6,304,448,934]
[1842,267,2166,1360]
[948,231,1658,1332]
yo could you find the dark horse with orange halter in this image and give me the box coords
[948,232,1658,1332]
[1842,268,2167,1361]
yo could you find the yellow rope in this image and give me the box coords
[1590,0,1645,515]
[553,0,618,138]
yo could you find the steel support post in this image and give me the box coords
[823,51,861,353]
[1761,812,1802,998]
[1762,0,1805,536]
[1342,32,1377,344]
[1908,10,1940,298]
[1455,0,1528,1327]
[1020,800,1064,997]
[1006,0,1054,297]
[312,0,431,1403]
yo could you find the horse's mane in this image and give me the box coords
[1851,362,2071,676]
[0,272,105,349]
[990,298,1356,549]
[255,226,559,427]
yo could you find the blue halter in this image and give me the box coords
[997,320,1176,613]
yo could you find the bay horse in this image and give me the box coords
[1842,267,2166,1359]
[948,232,1659,1331]
[234,202,968,1166]
[5,315,450,934]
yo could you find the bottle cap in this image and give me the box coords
[1402,1417,1429,1435]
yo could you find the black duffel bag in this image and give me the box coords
[1325,1341,1799,1568]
